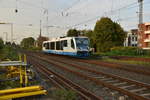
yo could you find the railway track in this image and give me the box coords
[76,59,150,76]
[110,56,150,63]
[40,53,150,76]
[28,57,102,100]
[28,53,150,100]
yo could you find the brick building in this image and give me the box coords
[124,29,138,47]
[138,23,150,49]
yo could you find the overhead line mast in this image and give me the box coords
[138,0,143,24]
[138,0,144,47]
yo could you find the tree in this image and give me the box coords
[94,17,126,52]
[67,29,80,37]
[0,38,4,50]
[20,37,35,49]
[5,42,11,46]
[36,35,48,49]
[81,30,95,48]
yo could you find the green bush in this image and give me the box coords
[0,45,19,60]
[105,46,150,57]
[0,38,4,49]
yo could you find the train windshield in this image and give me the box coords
[75,38,89,49]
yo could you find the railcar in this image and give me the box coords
[42,37,90,57]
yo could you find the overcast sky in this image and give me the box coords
[0,0,150,43]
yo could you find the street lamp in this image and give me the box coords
[3,32,8,44]
[0,22,13,43]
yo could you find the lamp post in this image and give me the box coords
[0,22,13,43]
[3,32,8,44]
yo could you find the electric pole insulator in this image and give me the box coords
[15,9,18,13]
[138,0,143,2]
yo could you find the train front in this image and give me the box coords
[75,37,90,57]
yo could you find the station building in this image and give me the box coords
[138,23,150,50]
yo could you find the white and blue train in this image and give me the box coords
[42,36,90,57]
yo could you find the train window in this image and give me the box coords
[56,41,60,50]
[51,42,55,50]
[49,42,51,49]
[60,41,63,50]
[64,40,67,47]
[71,39,75,49]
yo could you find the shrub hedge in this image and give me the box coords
[106,46,150,57]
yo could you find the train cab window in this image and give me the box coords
[51,42,55,50]
[71,39,75,49]
[56,41,61,50]
[43,43,46,48]
[45,43,49,49]
[64,40,67,47]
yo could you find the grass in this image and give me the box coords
[101,57,150,66]
[0,76,20,90]
[93,52,150,58]
[52,89,77,100]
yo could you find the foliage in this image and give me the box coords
[27,46,41,51]
[0,38,4,50]
[36,36,48,49]
[20,37,35,49]
[102,57,150,66]
[67,29,80,37]
[0,39,18,61]
[52,89,77,100]
[106,46,150,56]
[94,17,126,52]
[0,45,19,60]
[0,80,20,90]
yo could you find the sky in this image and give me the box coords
[0,0,150,44]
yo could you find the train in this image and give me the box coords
[42,36,90,57]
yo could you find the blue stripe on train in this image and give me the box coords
[43,50,89,57]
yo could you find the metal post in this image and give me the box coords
[40,20,42,37]
[11,23,13,43]
[46,9,49,37]
[0,22,13,43]
[137,0,144,48]
[24,54,28,86]
[138,0,143,24]
[19,54,23,87]
[3,32,8,44]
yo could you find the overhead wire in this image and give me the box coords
[62,0,81,13]
[2,0,148,31]
[46,1,139,29]
[66,1,138,28]
[67,0,150,28]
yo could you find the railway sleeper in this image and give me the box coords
[113,82,127,86]
[99,78,113,81]
[105,80,119,83]
[141,93,150,97]
[120,85,135,89]
[94,76,106,79]
[129,88,146,92]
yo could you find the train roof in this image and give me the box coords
[43,36,88,43]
